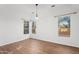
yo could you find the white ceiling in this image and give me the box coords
[0,4,79,21]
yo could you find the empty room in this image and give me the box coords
[0,4,79,54]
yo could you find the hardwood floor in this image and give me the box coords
[0,38,79,54]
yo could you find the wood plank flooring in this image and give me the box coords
[0,38,79,54]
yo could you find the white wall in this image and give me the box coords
[32,4,79,48]
[0,4,35,46]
